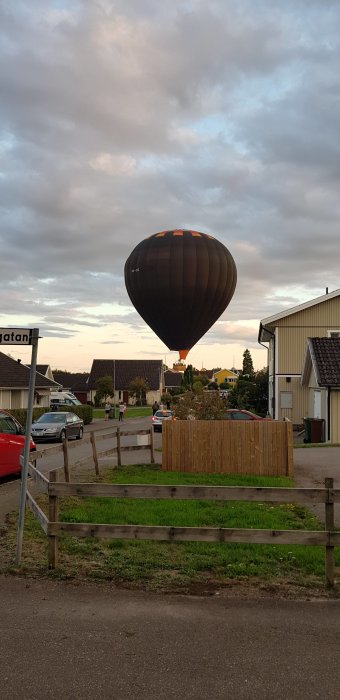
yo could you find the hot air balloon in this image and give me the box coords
[124,229,237,360]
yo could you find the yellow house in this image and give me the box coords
[214,369,238,386]
[258,288,340,425]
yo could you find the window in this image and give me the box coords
[280,392,292,409]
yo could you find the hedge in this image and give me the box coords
[9,404,93,426]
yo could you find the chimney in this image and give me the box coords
[326,287,329,294]
[17,359,21,363]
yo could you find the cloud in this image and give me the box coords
[1,0,340,369]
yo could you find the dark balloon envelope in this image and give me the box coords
[124,229,237,360]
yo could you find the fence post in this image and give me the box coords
[325,477,335,588]
[90,431,100,476]
[150,427,155,464]
[116,427,121,466]
[62,438,70,482]
[48,469,59,569]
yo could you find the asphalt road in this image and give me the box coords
[1,576,340,700]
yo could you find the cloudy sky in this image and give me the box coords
[1,0,340,372]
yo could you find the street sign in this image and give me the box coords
[0,328,33,345]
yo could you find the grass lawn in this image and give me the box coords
[11,464,339,594]
[93,406,152,419]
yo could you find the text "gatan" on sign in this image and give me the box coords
[0,329,32,345]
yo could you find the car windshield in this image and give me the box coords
[155,411,172,418]
[36,413,66,423]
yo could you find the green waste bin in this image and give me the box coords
[304,417,325,443]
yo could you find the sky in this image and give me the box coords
[1,0,340,373]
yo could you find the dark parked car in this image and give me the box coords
[151,409,173,433]
[31,412,84,442]
[0,409,36,477]
[224,410,272,421]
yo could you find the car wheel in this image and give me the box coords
[76,427,83,440]
[60,429,66,442]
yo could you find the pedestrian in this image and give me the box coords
[104,402,111,420]
[152,400,159,416]
[119,401,125,421]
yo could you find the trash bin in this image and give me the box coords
[304,417,325,443]
[109,408,115,419]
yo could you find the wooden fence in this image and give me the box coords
[26,463,339,588]
[32,427,154,481]
[162,420,293,476]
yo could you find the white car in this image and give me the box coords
[152,410,173,433]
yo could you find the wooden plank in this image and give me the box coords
[48,469,59,569]
[119,429,151,437]
[26,490,48,533]
[33,443,64,458]
[325,477,335,589]
[90,431,99,476]
[62,439,70,482]
[27,462,49,490]
[150,427,155,464]
[48,521,327,545]
[116,427,121,466]
[97,447,117,458]
[48,482,328,503]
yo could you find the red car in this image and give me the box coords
[0,409,36,478]
[224,409,272,421]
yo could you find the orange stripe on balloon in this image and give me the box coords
[173,230,183,236]
[191,231,202,237]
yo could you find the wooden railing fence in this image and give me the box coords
[32,427,154,481]
[26,464,339,589]
[162,420,294,476]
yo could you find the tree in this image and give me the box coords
[241,349,255,380]
[172,391,226,421]
[227,366,269,415]
[254,367,269,415]
[182,364,194,390]
[95,376,114,406]
[128,376,149,406]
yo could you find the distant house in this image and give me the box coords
[52,371,90,404]
[259,288,340,424]
[0,352,59,409]
[164,369,183,392]
[87,359,163,405]
[301,337,340,442]
[213,369,238,386]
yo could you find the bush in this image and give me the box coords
[8,404,93,426]
[9,407,46,426]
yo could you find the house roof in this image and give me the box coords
[0,352,59,389]
[259,288,340,342]
[52,371,89,392]
[301,338,340,387]
[164,370,183,388]
[88,359,163,391]
[36,364,49,376]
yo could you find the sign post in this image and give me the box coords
[0,328,40,565]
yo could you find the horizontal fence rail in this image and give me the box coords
[24,465,339,589]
